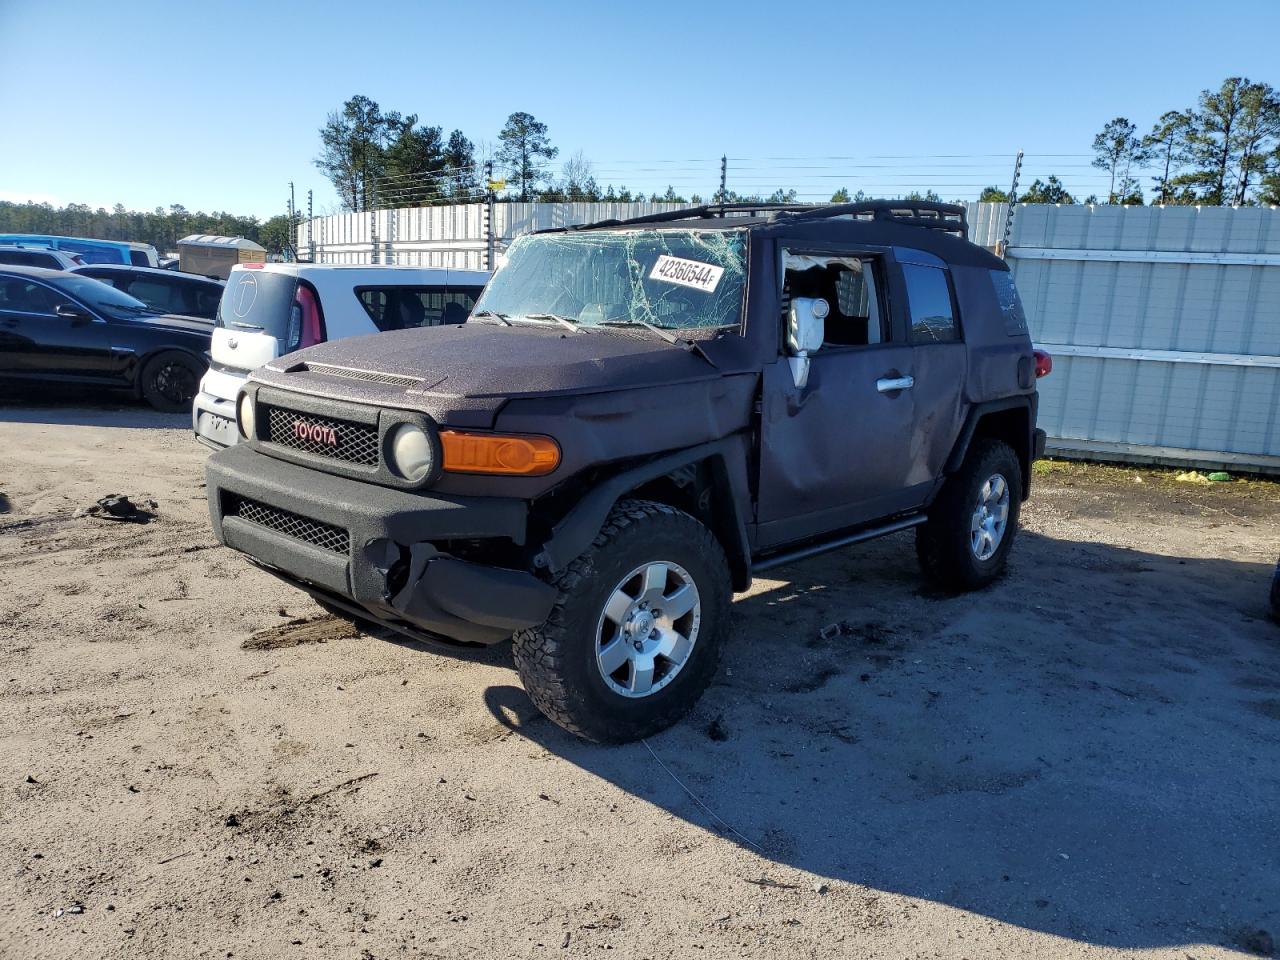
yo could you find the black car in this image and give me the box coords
[73,264,225,321]
[206,201,1050,742]
[0,265,210,411]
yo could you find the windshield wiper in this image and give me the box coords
[470,309,512,326]
[598,318,681,345]
[523,312,586,334]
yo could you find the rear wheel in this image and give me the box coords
[917,438,1022,591]
[513,499,731,743]
[140,351,203,412]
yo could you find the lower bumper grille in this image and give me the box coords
[225,494,350,555]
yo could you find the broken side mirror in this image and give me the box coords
[786,296,827,388]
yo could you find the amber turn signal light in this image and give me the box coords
[438,430,560,476]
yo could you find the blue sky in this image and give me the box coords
[2,0,1278,218]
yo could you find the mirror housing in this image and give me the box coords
[786,297,828,388]
[54,303,92,324]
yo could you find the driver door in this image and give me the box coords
[755,248,927,549]
[0,277,112,379]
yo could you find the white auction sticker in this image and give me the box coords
[649,255,724,293]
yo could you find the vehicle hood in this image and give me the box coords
[255,322,726,424]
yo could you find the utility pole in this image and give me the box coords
[285,188,296,262]
[306,190,314,263]
[999,150,1023,259]
[484,160,495,271]
[718,155,727,218]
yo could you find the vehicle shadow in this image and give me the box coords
[0,390,189,430]
[483,530,1280,952]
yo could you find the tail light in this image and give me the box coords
[284,283,325,353]
[1033,348,1053,378]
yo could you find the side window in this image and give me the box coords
[989,269,1029,337]
[192,285,222,318]
[128,279,180,313]
[356,285,481,332]
[436,285,482,325]
[903,263,959,344]
[357,288,393,329]
[0,278,56,314]
[90,273,124,289]
[0,252,50,268]
[129,250,151,267]
[781,252,885,349]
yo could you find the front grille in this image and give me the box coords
[225,495,349,555]
[264,406,379,466]
[303,362,421,388]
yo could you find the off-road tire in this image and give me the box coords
[916,438,1022,591]
[513,499,731,743]
[140,350,203,413]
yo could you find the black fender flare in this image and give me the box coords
[943,395,1038,495]
[538,436,754,590]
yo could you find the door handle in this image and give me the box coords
[876,375,914,393]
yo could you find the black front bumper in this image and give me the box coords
[206,443,557,645]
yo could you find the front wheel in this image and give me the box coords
[140,350,203,412]
[916,438,1023,591]
[513,500,731,743]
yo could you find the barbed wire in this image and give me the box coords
[319,151,1167,212]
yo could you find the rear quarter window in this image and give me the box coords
[902,263,960,344]
[990,269,1029,337]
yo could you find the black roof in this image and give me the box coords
[72,264,226,284]
[537,200,1005,271]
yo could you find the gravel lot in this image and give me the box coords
[2,402,1278,960]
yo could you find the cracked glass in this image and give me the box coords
[473,229,748,332]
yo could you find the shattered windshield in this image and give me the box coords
[473,229,747,332]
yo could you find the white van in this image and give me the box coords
[193,263,489,448]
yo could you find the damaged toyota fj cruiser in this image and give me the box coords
[205,201,1048,742]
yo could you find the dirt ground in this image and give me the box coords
[1,402,1278,960]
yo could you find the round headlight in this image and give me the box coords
[237,392,255,439]
[388,423,434,482]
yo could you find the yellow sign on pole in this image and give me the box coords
[487,179,507,192]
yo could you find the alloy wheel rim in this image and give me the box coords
[595,560,701,699]
[156,363,196,404]
[970,472,1010,561]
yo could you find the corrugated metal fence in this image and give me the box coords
[300,202,691,269]
[298,201,1280,472]
[298,201,1009,268]
[1009,205,1280,473]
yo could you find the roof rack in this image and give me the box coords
[556,199,968,237]
[777,200,968,237]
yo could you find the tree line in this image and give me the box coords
[5,76,1275,253]
[320,78,1279,213]
[979,76,1280,206]
[0,201,297,257]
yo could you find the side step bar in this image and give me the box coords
[751,514,926,574]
